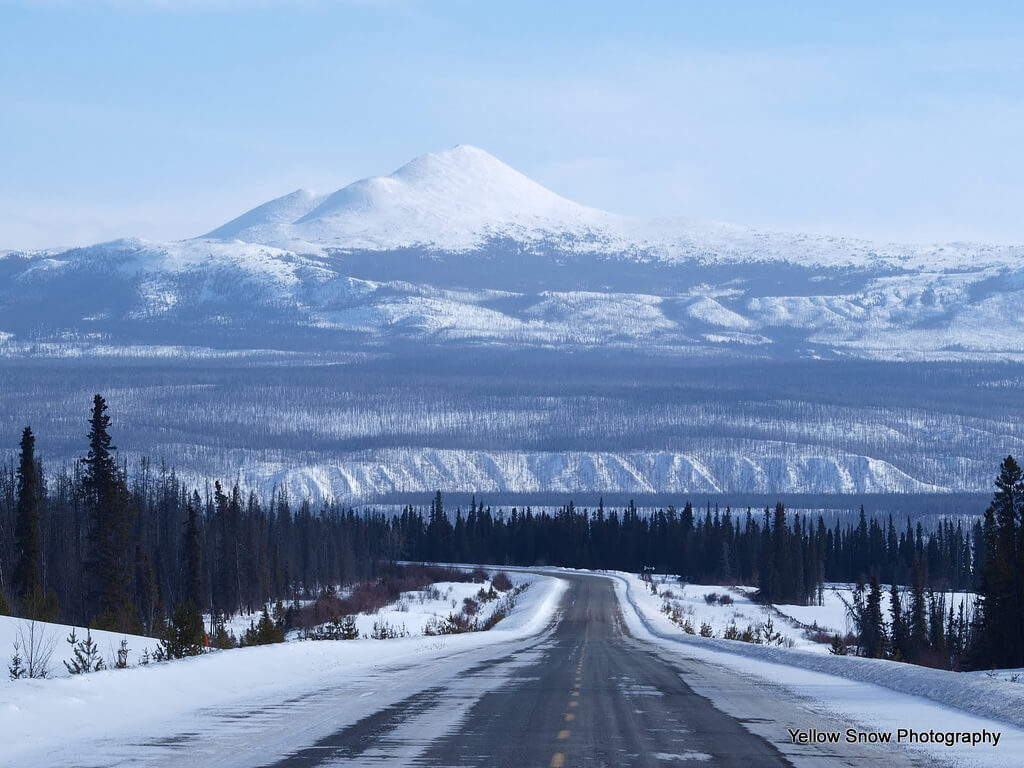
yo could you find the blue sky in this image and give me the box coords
[2,1,1024,249]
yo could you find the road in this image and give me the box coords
[257,573,923,768]
[54,572,929,768]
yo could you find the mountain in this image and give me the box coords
[2,144,1024,360]
[244,144,616,253]
[2,146,1024,501]
[202,143,608,250]
[200,144,1020,274]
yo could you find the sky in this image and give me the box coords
[2,0,1024,250]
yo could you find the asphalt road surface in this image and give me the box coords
[54,572,929,768]
[257,573,923,768]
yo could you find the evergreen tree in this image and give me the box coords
[8,640,25,680]
[972,455,1024,668]
[81,395,136,631]
[861,574,886,658]
[13,427,45,618]
[889,582,908,661]
[63,628,105,674]
[159,600,206,659]
[183,493,203,609]
[908,555,928,662]
[927,589,947,662]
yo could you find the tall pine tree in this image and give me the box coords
[972,455,1024,668]
[82,395,137,631]
[184,492,204,609]
[13,427,46,618]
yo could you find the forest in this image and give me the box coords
[0,394,1021,670]
[2,356,1022,501]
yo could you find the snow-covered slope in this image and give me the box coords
[203,188,326,242]
[279,144,615,252]
[234,448,949,505]
[201,144,1022,272]
[3,144,1024,360]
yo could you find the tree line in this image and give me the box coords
[0,395,1019,670]
[1,395,395,636]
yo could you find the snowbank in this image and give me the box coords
[0,573,566,766]
[610,573,1024,729]
[646,578,975,655]
[0,617,157,678]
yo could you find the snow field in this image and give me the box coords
[610,570,1024,767]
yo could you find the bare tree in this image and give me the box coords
[11,620,57,679]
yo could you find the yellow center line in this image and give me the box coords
[572,691,580,697]
[569,700,578,707]
[565,712,576,722]
[550,753,565,768]
[558,729,571,740]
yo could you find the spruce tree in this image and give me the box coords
[908,555,928,662]
[972,455,1024,668]
[82,394,136,631]
[63,628,105,674]
[183,493,204,609]
[861,574,886,659]
[13,427,44,618]
[889,582,908,661]
[159,600,206,659]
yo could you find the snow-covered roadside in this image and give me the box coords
[0,618,158,677]
[217,574,527,642]
[1,573,566,766]
[609,570,1024,767]
[641,577,975,655]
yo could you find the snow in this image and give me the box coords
[230,446,954,503]
[686,296,751,329]
[6,145,1024,363]
[216,145,617,254]
[203,188,326,242]
[610,570,1024,767]
[0,618,158,677]
[642,578,975,655]
[0,573,566,767]
[193,144,1024,276]
[220,577,527,642]
[5,569,1024,766]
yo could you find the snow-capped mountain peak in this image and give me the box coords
[204,145,614,251]
[203,188,326,241]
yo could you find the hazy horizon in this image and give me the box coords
[3,1,1024,251]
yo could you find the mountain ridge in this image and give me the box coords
[2,145,1024,362]
[3,148,1023,499]
[190,144,1022,274]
